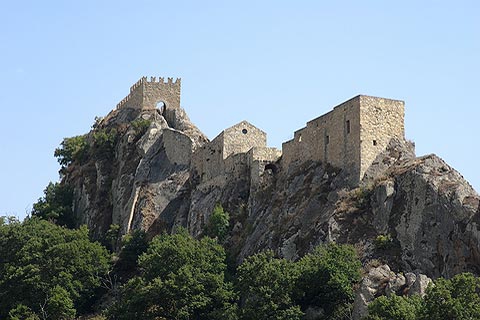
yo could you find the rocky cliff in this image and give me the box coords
[63,105,480,280]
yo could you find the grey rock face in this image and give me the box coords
[66,106,480,283]
[352,265,432,320]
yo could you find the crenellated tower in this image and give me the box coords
[116,76,181,111]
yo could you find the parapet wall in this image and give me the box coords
[116,76,181,110]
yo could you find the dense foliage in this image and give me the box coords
[109,228,238,320]
[236,243,362,320]
[296,243,362,316]
[366,273,480,320]
[0,218,110,319]
[205,203,230,242]
[54,135,89,168]
[31,182,75,228]
[236,250,303,319]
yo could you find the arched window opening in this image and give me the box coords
[264,163,278,175]
[156,101,166,113]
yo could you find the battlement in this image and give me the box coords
[116,76,181,110]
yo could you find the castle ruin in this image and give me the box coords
[116,77,406,187]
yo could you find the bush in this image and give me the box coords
[93,128,118,158]
[114,230,149,274]
[296,243,362,317]
[366,294,422,320]
[31,182,75,228]
[130,118,152,136]
[374,234,393,250]
[205,204,230,242]
[236,250,303,320]
[54,135,89,168]
[419,273,480,320]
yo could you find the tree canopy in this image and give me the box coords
[0,218,110,319]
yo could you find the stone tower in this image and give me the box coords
[282,95,405,186]
[116,76,181,111]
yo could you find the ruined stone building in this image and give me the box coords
[116,78,406,187]
[192,121,281,187]
[282,95,405,185]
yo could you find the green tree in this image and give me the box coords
[109,228,237,320]
[114,229,149,275]
[236,250,303,320]
[0,218,110,318]
[54,135,89,168]
[205,203,230,242]
[8,304,40,320]
[31,182,75,228]
[419,273,480,320]
[92,128,118,158]
[295,243,362,317]
[366,294,422,320]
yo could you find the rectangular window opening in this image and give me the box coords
[373,140,377,146]
[326,135,330,145]
[346,120,351,134]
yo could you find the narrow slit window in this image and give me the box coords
[346,120,351,134]
[326,135,330,145]
[373,140,377,146]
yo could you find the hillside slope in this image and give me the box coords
[63,105,479,278]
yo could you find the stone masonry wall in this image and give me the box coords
[114,78,405,188]
[281,95,404,186]
[282,96,362,185]
[163,129,193,167]
[116,77,181,111]
[222,121,267,158]
[191,133,225,182]
[359,96,405,181]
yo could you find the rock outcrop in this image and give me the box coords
[64,104,480,280]
[352,264,432,320]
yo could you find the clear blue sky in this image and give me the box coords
[1,1,478,219]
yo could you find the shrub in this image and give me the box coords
[31,182,75,228]
[54,134,89,168]
[374,234,393,250]
[93,128,118,157]
[131,118,152,136]
[296,243,362,317]
[236,250,303,320]
[366,294,422,320]
[205,204,230,242]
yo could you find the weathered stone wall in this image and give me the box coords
[359,96,405,181]
[115,78,406,188]
[116,76,181,111]
[281,95,404,185]
[222,121,267,158]
[282,96,361,185]
[247,147,282,187]
[163,129,193,166]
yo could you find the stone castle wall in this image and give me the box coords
[163,129,193,167]
[282,95,404,185]
[115,79,406,187]
[359,96,405,180]
[282,96,361,184]
[192,121,280,184]
[116,77,181,111]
